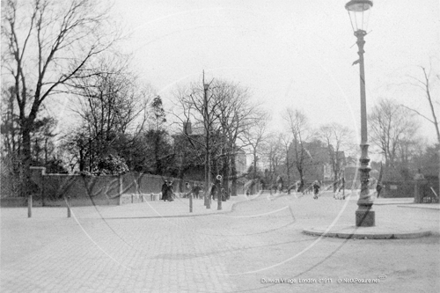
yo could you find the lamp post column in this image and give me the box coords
[203,83,211,209]
[355,30,375,227]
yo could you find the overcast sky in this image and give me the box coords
[107,0,440,145]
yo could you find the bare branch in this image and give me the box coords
[399,104,435,124]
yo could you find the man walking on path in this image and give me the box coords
[313,180,321,199]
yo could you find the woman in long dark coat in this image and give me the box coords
[161,181,168,201]
[166,181,174,201]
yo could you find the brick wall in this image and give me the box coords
[31,170,205,206]
[1,168,245,206]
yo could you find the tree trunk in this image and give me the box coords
[230,154,237,196]
[286,156,291,194]
[79,147,85,171]
[21,125,32,197]
[253,150,257,179]
[44,138,48,164]
[333,169,338,192]
[222,143,229,198]
[298,169,304,192]
[154,132,162,175]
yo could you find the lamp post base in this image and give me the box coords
[355,206,375,227]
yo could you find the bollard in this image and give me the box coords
[189,193,193,213]
[217,189,222,211]
[67,196,71,218]
[28,194,32,218]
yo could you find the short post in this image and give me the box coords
[217,187,222,211]
[216,175,223,211]
[67,196,71,218]
[28,194,32,218]
[414,170,426,203]
[42,175,45,207]
[342,177,345,198]
[189,193,193,213]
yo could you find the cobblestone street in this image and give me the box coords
[1,191,439,292]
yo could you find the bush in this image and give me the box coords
[93,154,129,176]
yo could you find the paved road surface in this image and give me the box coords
[1,191,439,292]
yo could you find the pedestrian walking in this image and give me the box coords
[185,182,191,198]
[334,177,346,200]
[276,176,283,193]
[338,177,345,193]
[376,182,382,198]
[192,183,200,199]
[166,181,174,201]
[210,183,217,200]
[161,181,168,201]
[313,180,320,199]
[220,187,227,201]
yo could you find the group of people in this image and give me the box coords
[183,180,229,201]
[268,176,284,195]
[161,179,230,202]
[161,180,175,202]
[210,184,229,201]
[186,182,202,199]
[265,176,384,200]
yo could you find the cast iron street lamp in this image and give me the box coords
[345,0,375,227]
[203,81,212,209]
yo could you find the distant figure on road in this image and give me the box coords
[339,177,345,193]
[276,176,283,193]
[192,183,201,199]
[295,181,301,193]
[220,187,228,201]
[269,182,277,195]
[313,180,321,199]
[161,181,168,201]
[166,181,174,201]
[376,182,382,198]
[184,182,192,198]
[334,177,346,200]
[210,183,218,200]
[244,179,255,195]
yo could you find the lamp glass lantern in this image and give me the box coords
[345,0,373,33]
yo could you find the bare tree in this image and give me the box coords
[403,66,440,192]
[1,0,118,195]
[369,98,420,171]
[172,76,262,198]
[260,132,284,189]
[1,86,20,159]
[68,58,151,173]
[279,133,295,193]
[172,72,221,207]
[318,122,353,190]
[212,80,258,196]
[282,108,311,192]
[404,67,440,143]
[241,111,270,184]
